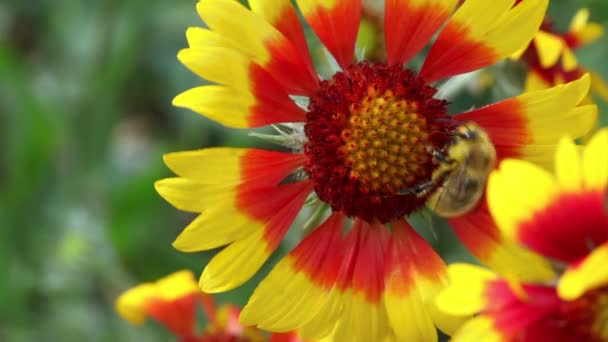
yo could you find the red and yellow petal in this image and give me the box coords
[115,270,201,337]
[488,157,608,263]
[157,148,312,292]
[196,0,318,96]
[241,212,346,335]
[249,0,314,71]
[384,220,462,339]
[161,148,305,186]
[384,0,458,66]
[156,148,307,252]
[448,201,556,283]
[296,0,361,68]
[524,69,552,92]
[488,130,608,263]
[145,294,199,338]
[242,216,457,341]
[420,0,548,82]
[175,1,320,128]
[559,241,608,301]
[456,74,597,168]
[172,74,306,128]
[565,8,604,49]
[199,181,314,293]
[116,284,158,325]
[532,31,566,68]
[438,264,563,341]
[175,40,309,127]
[331,220,391,342]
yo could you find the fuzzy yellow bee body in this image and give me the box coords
[426,123,496,217]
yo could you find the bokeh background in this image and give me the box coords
[1,0,607,341]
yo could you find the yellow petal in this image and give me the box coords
[475,0,548,58]
[524,70,551,92]
[332,291,391,342]
[115,270,199,325]
[298,290,342,340]
[558,242,608,300]
[172,206,262,252]
[384,282,444,341]
[200,229,272,293]
[155,178,234,213]
[523,74,593,144]
[115,284,156,324]
[173,85,254,128]
[436,264,497,316]
[240,257,328,332]
[185,26,239,51]
[561,47,578,71]
[177,47,250,91]
[555,136,583,191]
[196,0,278,64]
[451,316,505,342]
[583,128,608,190]
[569,8,591,33]
[155,270,200,301]
[569,8,604,47]
[487,159,558,241]
[163,148,245,183]
[533,31,564,68]
[484,241,556,283]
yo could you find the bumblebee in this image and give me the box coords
[425,123,496,217]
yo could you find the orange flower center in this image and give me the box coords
[342,88,432,194]
[304,62,454,223]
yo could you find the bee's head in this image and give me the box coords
[455,123,482,141]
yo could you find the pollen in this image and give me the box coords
[343,89,431,194]
[304,62,453,223]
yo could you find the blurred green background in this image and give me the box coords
[1,0,607,341]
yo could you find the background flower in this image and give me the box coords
[116,270,306,342]
[437,129,608,340]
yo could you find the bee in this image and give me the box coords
[426,123,496,217]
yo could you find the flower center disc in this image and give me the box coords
[304,62,451,223]
[561,286,608,340]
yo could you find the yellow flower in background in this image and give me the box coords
[520,7,608,102]
[157,0,598,340]
[116,270,305,341]
[116,270,207,338]
[437,129,608,341]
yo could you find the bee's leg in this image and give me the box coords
[427,147,456,165]
[432,149,449,163]
[397,180,437,196]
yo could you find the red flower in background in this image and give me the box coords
[115,270,304,342]
[438,129,608,341]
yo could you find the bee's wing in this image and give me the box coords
[451,165,472,198]
[428,166,461,209]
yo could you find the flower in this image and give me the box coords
[115,270,284,341]
[437,129,608,341]
[518,7,608,101]
[158,0,597,340]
